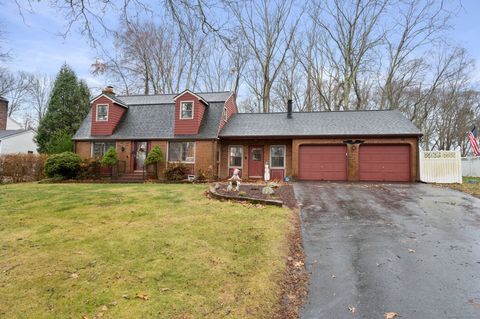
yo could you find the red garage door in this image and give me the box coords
[359,145,410,182]
[299,145,347,181]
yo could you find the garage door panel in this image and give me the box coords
[359,145,410,182]
[299,145,347,181]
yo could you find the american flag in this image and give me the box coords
[468,126,479,156]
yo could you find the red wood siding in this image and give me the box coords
[298,145,347,181]
[359,145,410,182]
[218,93,238,132]
[91,96,126,136]
[174,92,207,135]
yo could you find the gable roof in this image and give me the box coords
[73,92,232,140]
[173,89,208,105]
[0,129,31,140]
[90,93,128,108]
[219,110,422,137]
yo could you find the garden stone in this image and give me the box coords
[262,186,274,195]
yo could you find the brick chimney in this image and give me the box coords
[0,96,8,130]
[102,86,115,95]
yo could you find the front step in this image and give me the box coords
[113,172,146,183]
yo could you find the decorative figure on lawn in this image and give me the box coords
[264,163,270,181]
[227,168,241,192]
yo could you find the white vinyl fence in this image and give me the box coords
[461,157,480,177]
[419,150,462,184]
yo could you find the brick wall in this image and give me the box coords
[0,97,8,130]
[150,140,168,177]
[116,140,132,173]
[75,141,91,159]
[194,140,216,177]
[291,137,419,182]
[219,139,293,180]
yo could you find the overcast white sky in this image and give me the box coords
[1,0,480,91]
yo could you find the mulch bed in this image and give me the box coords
[214,182,297,208]
[273,207,308,319]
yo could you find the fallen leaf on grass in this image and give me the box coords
[347,305,356,313]
[82,316,88,319]
[384,312,399,319]
[135,293,149,300]
[160,288,170,292]
[408,249,416,253]
[100,305,108,311]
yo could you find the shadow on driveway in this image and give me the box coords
[294,182,480,319]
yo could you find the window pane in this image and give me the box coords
[181,102,193,118]
[97,105,108,120]
[183,142,195,162]
[229,146,242,167]
[105,143,116,152]
[271,146,285,168]
[169,142,195,162]
[93,143,104,157]
[168,143,182,161]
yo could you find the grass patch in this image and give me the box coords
[444,176,480,198]
[0,183,291,318]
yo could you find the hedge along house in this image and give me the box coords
[73,88,423,182]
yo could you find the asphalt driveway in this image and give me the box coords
[294,182,480,319]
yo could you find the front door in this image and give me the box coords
[248,146,264,178]
[134,141,148,171]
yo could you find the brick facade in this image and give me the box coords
[219,139,293,180]
[75,141,91,159]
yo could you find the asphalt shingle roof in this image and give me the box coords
[0,130,29,139]
[219,110,422,137]
[75,90,422,141]
[73,92,231,140]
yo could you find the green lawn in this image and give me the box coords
[446,176,480,198]
[0,183,291,319]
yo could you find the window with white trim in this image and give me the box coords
[223,107,228,122]
[229,146,243,167]
[93,142,116,157]
[96,104,109,121]
[168,142,195,163]
[270,145,285,168]
[180,101,194,119]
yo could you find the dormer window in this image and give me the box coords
[180,101,194,119]
[96,104,109,121]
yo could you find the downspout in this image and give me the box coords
[211,140,215,179]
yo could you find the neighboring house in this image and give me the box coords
[0,97,37,154]
[73,87,423,182]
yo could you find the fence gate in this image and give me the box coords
[419,151,462,184]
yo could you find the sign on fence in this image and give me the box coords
[461,157,480,177]
[419,151,462,184]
